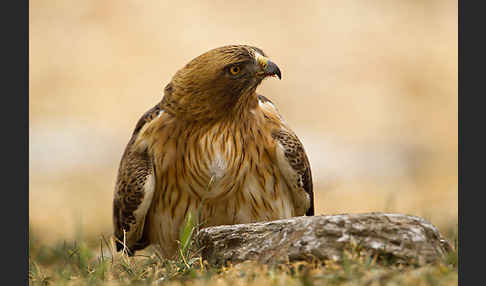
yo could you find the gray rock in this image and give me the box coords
[196,213,453,266]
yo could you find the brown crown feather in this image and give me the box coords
[160,45,267,121]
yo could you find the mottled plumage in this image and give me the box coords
[113,45,314,257]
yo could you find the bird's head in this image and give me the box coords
[161,45,281,121]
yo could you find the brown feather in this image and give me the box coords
[112,104,161,255]
[113,45,313,258]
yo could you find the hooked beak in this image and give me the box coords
[255,52,282,80]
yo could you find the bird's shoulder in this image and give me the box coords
[256,94,282,121]
[117,103,163,188]
[132,104,165,138]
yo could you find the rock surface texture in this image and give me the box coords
[196,213,452,266]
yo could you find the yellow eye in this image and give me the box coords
[230,65,241,75]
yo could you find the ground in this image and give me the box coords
[29,222,457,285]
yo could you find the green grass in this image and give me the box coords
[29,222,458,286]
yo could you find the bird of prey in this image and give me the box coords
[113,45,314,258]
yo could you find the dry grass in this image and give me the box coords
[30,0,457,284]
[29,222,458,286]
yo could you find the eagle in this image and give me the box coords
[113,45,314,258]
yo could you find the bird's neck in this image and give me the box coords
[160,91,259,124]
[230,91,259,117]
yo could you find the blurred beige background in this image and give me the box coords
[29,1,457,245]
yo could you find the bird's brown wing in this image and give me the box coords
[258,94,314,216]
[112,104,161,255]
[272,129,314,216]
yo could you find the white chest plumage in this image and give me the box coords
[193,124,295,217]
[145,106,299,258]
